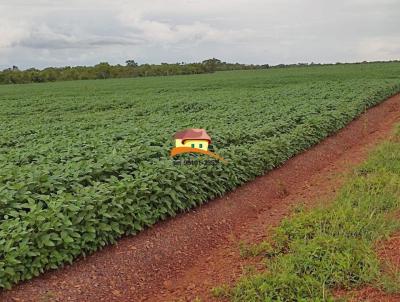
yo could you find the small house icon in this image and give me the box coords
[174,128,211,151]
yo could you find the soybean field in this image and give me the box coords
[0,62,399,289]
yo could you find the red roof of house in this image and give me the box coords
[174,128,211,143]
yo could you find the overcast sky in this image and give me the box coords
[0,0,399,70]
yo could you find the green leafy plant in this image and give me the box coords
[0,62,399,289]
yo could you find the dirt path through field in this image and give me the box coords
[2,94,400,302]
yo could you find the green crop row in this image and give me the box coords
[0,63,399,288]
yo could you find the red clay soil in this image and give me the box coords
[1,94,400,302]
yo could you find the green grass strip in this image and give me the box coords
[224,126,400,302]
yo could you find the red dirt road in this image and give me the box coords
[1,94,400,302]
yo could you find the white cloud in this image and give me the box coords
[357,37,400,61]
[0,0,399,69]
[0,18,29,48]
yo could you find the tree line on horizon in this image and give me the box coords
[0,58,398,85]
[0,58,269,85]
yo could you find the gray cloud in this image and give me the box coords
[0,0,399,69]
[16,32,144,49]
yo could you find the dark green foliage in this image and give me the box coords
[0,59,269,85]
[0,63,400,289]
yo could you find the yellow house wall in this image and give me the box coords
[175,139,184,147]
[175,139,209,150]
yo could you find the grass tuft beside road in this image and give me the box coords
[216,125,400,301]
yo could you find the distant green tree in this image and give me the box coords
[126,60,139,67]
[94,62,111,79]
[0,59,277,85]
[202,58,222,72]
